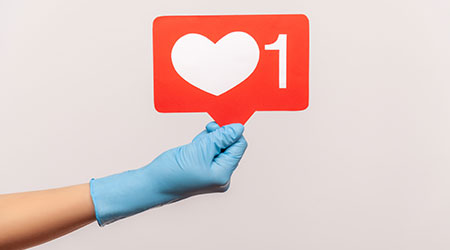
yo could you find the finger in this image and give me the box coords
[212,136,248,175]
[205,123,244,158]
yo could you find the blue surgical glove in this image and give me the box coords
[89,122,247,226]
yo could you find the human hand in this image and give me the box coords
[90,122,247,226]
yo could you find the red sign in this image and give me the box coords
[153,14,309,126]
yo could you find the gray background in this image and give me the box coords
[1,0,450,249]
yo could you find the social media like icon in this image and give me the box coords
[153,14,309,125]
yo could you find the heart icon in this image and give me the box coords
[171,31,260,96]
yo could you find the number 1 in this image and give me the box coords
[265,34,287,89]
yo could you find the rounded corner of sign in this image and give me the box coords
[152,15,167,27]
[294,101,309,111]
[293,14,310,25]
[300,14,309,20]
[153,101,164,113]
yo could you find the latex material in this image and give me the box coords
[89,122,247,226]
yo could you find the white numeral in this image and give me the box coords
[265,34,287,88]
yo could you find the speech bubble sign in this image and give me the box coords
[153,14,309,126]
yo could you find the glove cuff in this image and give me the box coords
[89,169,170,226]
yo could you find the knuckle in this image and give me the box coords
[213,174,230,187]
[242,139,248,149]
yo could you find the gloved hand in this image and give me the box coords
[89,122,247,226]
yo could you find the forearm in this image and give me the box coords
[0,184,95,250]
[0,122,246,249]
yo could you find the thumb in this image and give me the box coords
[205,123,244,158]
[192,121,220,142]
[206,121,220,132]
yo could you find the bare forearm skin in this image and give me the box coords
[0,184,96,250]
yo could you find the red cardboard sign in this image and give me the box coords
[153,14,309,126]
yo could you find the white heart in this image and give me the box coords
[171,31,260,96]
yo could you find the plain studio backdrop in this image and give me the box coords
[1,0,450,249]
